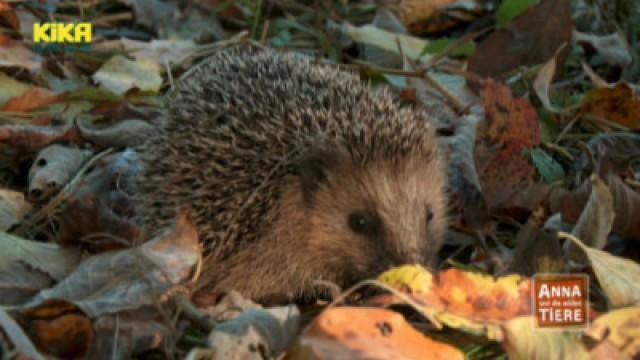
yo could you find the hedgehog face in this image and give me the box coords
[297,149,447,284]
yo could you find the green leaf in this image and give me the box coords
[530,148,564,183]
[421,38,476,57]
[496,0,539,26]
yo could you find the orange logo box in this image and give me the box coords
[533,274,589,328]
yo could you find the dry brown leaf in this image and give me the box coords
[584,306,640,359]
[0,309,46,360]
[0,87,62,112]
[15,299,95,359]
[0,122,82,151]
[582,82,640,129]
[289,307,465,360]
[476,79,540,209]
[0,1,19,30]
[27,215,201,317]
[52,150,141,249]
[467,0,572,79]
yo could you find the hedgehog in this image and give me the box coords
[137,46,447,303]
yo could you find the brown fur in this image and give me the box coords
[137,46,447,302]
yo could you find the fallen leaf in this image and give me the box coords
[0,188,31,231]
[584,306,640,359]
[0,121,82,151]
[16,299,95,359]
[0,232,82,281]
[0,71,31,107]
[502,316,590,360]
[529,148,565,183]
[568,175,615,256]
[92,55,163,95]
[93,309,173,359]
[0,40,42,73]
[562,232,640,307]
[533,45,567,113]
[0,263,53,305]
[505,218,564,276]
[467,0,572,79]
[77,119,157,148]
[27,215,201,317]
[0,309,46,360]
[495,0,538,26]
[0,1,19,30]
[476,80,540,209]
[206,306,300,359]
[327,20,431,62]
[575,31,633,67]
[375,265,533,340]
[0,87,63,112]
[390,0,462,26]
[27,144,93,202]
[582,82,640,129]
[289,307,465,360]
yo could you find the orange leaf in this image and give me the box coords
[17,299,95,359]
[1,88,62,112]
[582,82,640,129]
[476,79,540,208]
[291,307,465,360]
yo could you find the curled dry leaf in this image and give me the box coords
[0,232,82,281]
[575,132,640,173]
[467,0,573,79]
[502,316,590,360]
[77,119,158,148]
[584,306,640,359]
[533,45,567,113]
[476,79,540,209]
[0,188,31,231]
[28,144,93,202]
[550,169,640,242]
[288,307,465,360]
[27,215,201,317]
[582,82,640,129]
[92,55,163,95]
[375,265,532,340]
[505,217,564,276]
[15,299,95,359]
[562,233,640,308]
[52,150,141,248]
[206,306,300,360]
[575,31,633,67]
[566,175,614,261]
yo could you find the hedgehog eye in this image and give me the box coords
[348,211,377,235]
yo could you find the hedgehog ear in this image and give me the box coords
[297,149,338,204]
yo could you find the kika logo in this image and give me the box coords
[32,23,92,52]
[533,274,589,329]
